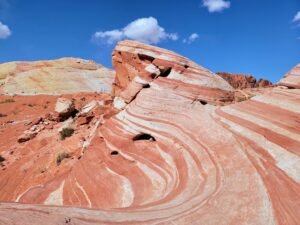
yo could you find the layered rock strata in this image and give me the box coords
[0,58,114,95]
[0,41,299,225]
[112,40,234,107]
[278,63,300,88]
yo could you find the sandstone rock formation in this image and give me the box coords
[0,41,299,225]
[278,63,300,88]
[112,40,234,107]
[216,72,273,89]
[0,58,114,95]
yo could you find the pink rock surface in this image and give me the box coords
[0,41,299,225]
[0,58,114,95]
[112,40,234,106]
[278,63,300,88]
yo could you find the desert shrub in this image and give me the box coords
[237,96,248,102]
[56,152,70,165]
[0,113,7,117]
[12,109,20,115]
[59,128,74,140]
[0,99,15,104]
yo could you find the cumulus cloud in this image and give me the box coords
[92,17,178,45]
[293,11,300,23]
[202,0,231,13]
[183,33,199,44]
[0,21,11,39]
[93,30,124,45]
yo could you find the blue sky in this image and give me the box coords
[0,0,299,82]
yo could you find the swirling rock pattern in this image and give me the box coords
[112,40,234,107]
[279,63,300,88]
[0,58,114,95]
[0,42,299,225]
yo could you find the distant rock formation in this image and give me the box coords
[0,41,299,225]
[0,58,114,95]
[216,72,273,89]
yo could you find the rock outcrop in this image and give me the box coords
[278,63,300,88]
[112,40,234,107]
[216,72,273,89]
[0,58,114,95]
[0,41,299,225]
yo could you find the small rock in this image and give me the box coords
[29,125,38,132]
[32,117,43,125]
[80,100,97,114]
[18,132,37,143]
[77,114,94,125]
[24,121,32,126]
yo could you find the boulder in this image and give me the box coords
[54,97,76,121]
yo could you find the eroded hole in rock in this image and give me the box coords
[133,133,156,142]
[160,67,172,77]
[0,155,5,163]
[70,109,79,118]
[143,84,150,88]
[111,151,119,155]
[287,86,296,89]
[0,155,5,167]
[138,54,154,63]
[199,100,207,105]
[184,64,189,69]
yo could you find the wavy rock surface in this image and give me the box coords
[0,41,299,225]
[112,40,234,107]
[0,58,114,95]
[278,63,300,88]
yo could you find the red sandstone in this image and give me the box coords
[0,40,299,225]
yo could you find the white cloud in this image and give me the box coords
[0,21,11,39]
[293,11,300,22]
[202,0,231,13]
[93,30,124,45]
[183,33,199,44]
[92,17,178,45]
